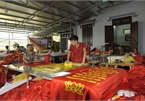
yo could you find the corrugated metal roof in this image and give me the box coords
[0,0,132,36]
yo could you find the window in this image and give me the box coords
[0,32,29,50]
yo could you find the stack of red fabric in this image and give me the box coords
[128,64,145,100]
[0,79,51,100]
[116,64,145,100]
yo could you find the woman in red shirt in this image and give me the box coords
[66,35,87,65]
[132,48,140,56]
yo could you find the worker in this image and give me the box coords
[23,44,41,63]
[5,45,10,54]
[66,35,87,65]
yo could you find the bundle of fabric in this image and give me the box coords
[0,79,51,100]
[0,67,5,86]
[116,64,145,100]
[127,64,145,100]
[109,64,145,100]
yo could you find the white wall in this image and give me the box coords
[76,1,145,55]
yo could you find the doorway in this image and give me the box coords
[114,24,131,54]
[105,16,138,55]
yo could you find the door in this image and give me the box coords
[105,26,114,52]
[130,21,138,52]
[60,34,68,52]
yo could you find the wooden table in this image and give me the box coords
[100,62,135,69]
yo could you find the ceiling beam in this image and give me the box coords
[17,1,59,26]
[0,1,86,35]
[0,18,42,28]
[109,1,114,5]
[88,1,102,14]
[100,1,131,12]
[0,6,56,21]
[36,2,101,34]
[29,0,43,9]
[53,2,88,19]
[65,1,98,16]
[19,0,28,5]
[0,13,49,24]
[32,1,83,22]
[73,1,101,16]
[3,1,65,18]
[0,29,30,33]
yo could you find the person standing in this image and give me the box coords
[5,45,10,54]
[66,35,87,65]
[47,41,53,50]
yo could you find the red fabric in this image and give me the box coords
[69,42,87,63]
[44,54,50,63]
[67,66,90,74]
[0,68,5,84]
[0,61,8,85]
[94,50,100,54]
[2,64,145,100]
[50,67,127,100]
[118,69,132,90]
[2,52,23,64]
[86,45,91,55]
[128,64,145,94]
[0,79,51,100]
[104,51,110,54]
[124,64,145,100]
[135,94,145,100]
[0,67,21,85]
[128,64,145,79]
[133,56,145,64]
[133,52,140,56]
[0,66,128,100]
[71,51,75,62]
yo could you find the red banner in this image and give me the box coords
[2,52,23,64]
[51,67,127,100]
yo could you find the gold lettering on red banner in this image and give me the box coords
[65,81,84,95]
[2,52,23,64]
[66,67,118,84]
